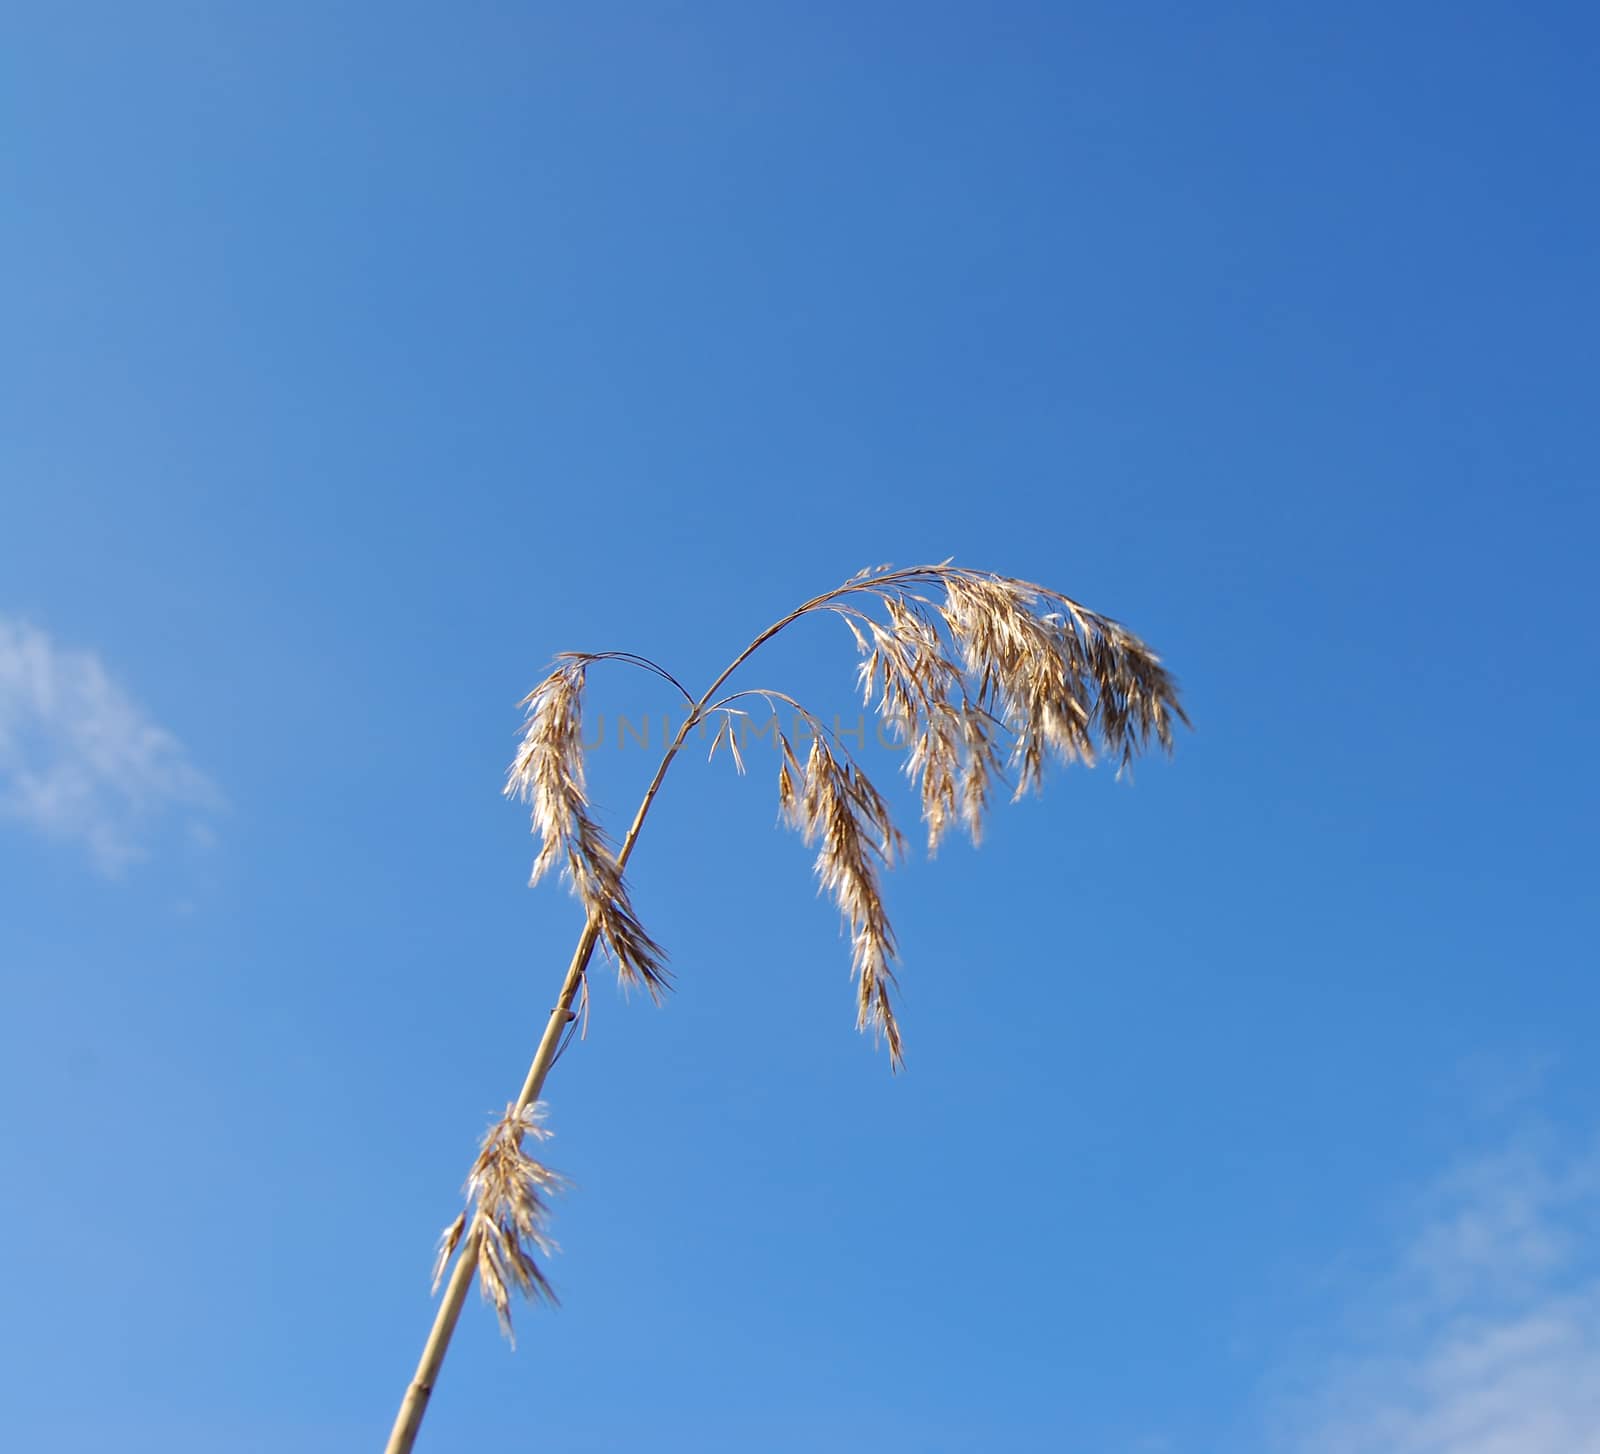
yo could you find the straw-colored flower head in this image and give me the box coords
[505,658,668,997]
[434,1103,566,1345]
[509,563,1185,1071]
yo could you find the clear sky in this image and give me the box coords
[3,4,1598,1452]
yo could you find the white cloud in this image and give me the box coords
[0,617,221,872]
[1279,1134,1600,1454]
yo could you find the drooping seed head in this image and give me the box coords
[506,658,668,997]
[437,1103,566,1344]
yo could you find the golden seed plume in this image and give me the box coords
[774,727,907,1066]
[794,564,1186,1063]
[510,563,1185,1069]
[434,1103,566,1345]
[505,658,668,997]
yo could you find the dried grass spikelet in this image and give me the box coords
[835,592,1001,854]
[505,657,668,997]
[768,564,1186,1063]
[505,565,1183,1073]
[775,727,908,1066]
[936,572,1183,788]
[830,565,1186,841]
[434,1103,566,1345]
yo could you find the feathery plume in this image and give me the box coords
[507,568,1183,1063]
[505,658,668,996]
[776,728,908,1066]
[781,564,1186,1058]
[450,1103,566,1344]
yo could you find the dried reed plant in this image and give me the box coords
[384,563,1187,1453]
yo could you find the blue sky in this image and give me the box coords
[3,4,1598,1451]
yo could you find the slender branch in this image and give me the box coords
[569,650,696,709]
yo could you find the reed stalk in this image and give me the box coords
[383,563,1187,1452]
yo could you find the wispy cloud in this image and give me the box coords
[0,617,221,873]
[1278,1132,1600,1454]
